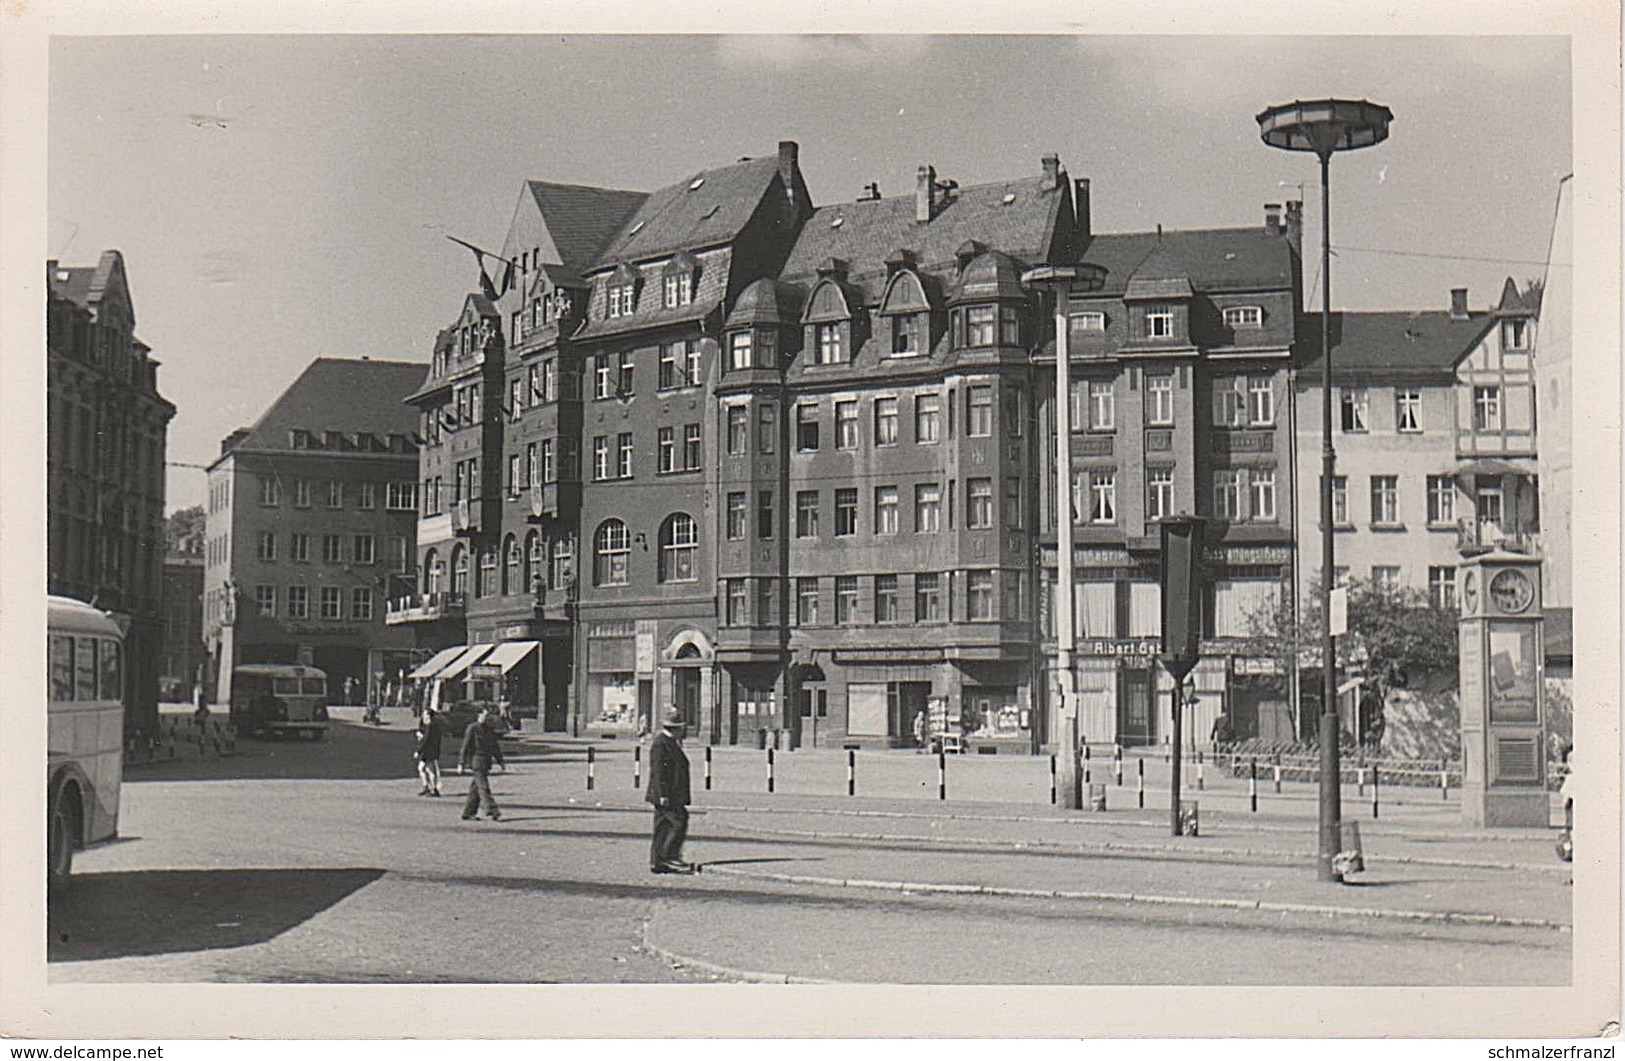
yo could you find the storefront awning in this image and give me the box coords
[482,640,539,674]
[437,644,495,682]
[407,646,464,681]
[1457,458,1537,478]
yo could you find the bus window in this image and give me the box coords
[272,677,301,695]
[74,638,98,701]
[99,639,122,700]
[302,678,326,695]
[50,635,74,701]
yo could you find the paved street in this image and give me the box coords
[49,710,1572,985]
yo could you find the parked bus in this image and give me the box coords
[229,663,330,739]
[47,595,127,894]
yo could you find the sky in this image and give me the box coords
[45,34,1573,514]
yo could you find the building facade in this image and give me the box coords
[47,251,176,735]
[203,358,427,702]
[160,549,206,701]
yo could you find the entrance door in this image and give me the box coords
[672,667,701,731]
[1118,667,1155,746]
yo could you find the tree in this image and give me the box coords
[165,505,205,556]
[1244,575,1458,742]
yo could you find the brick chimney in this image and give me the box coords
[1040,154,1061,192]
[1450,287,1470,320]
[777,140,799,190]
[1264,203,1283,235]
[1284,201,1303,252]
[1074,177,1092,245]
[916,165,936,223]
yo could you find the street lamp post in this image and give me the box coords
[1257,99,1393,882]
[1023,262,1107,809]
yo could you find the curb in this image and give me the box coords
[697,864,1573,933]
[637,917,836,985]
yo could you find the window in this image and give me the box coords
[875,575,900,622]
[835,401,859,449]
[1396,389,1422,432]
[1473,386,1502,431]
[663,272,693,309]
[593,436,612,480]
[1070,311,1107,335]
[1371,566,1401,590]
[892,314,922,356]
[1147,468,1174,522]
[1330,475,1349,526]
[757,490,774,540]
[729,332,754,371]
[291,533,310,563]
[320,587,342,620]
[835,576,859,625]
[1502,318,1530,351]
[257,532,276,562]
[795,404,820,451]
[1146,305,1175,339]
[1427,475,1456,526]
[1249,469,1277,522]
[391,536,409,572]
[1213,470,1244,520]
[968,571,994,620]
[287,585,309,619]
[967,478,994,529]
[350,587,373,621]
[506,453,522,495]
[1477,484,1504,528]
[815,323,845,365]
[358,482,375,509]
[796,491,820,538]
[1000,305,1021,345]
[795,578,820,626]
[254,585,276,616]
[1088,380,1114,432]
[260,478,281,506]
[452,547,469,595]
[293,479,311,508]
[1224,305,1263,328]
[1089,472,1117,524]
[509,376,525,420]
[658,344,680,390]
[549,537,573,591]
[1249,377,1275,425]
[726,493,747,540]
[1371,475,1400,525]
[915,573,942,621]
[834,488,858,536]
[874,397,899,445]
[480,549,498,597]
[1147,374,1174,425]
[1340,387,1369,432]
[758,403,776,454]
[539,440,555,485]
[1005,478,1024,529]
[617,351,635,396]
[353,534,375,565]
[659,514,698,583]
[1214,378,1247,428]
[616,433,634,478]
[594,521,630,586]
[915,483,941,533]
[966,385,993,437]
[966,305,996,346]
[504,538,522,595]
[915,394,941,443]
[1005,389,1024,438]
[726,406,748,455]
[607,283,635,318]
[725,579,747,625]
[386,482,417,511]
[658,427,676,473]
[1429,566,1457,609]
[594,355,613,399]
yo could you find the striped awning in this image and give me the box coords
[407,646,464,681]
[437,644,495,682]
[482,640,540,673]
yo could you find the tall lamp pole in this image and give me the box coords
[1023,262,1106,809]
[1257,99,1393,882]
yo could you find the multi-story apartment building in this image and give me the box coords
[47,251,176,736]
[1053,205,1305,746]
[160,547,206,701]
[203,358,427,702]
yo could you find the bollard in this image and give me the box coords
[1136,757,1145,809]
[587,746,596,791]
[1114,745,1124,786]
[847,749,855,797]
[1083,744,1092,785]
[1197,755,1205,791]
[1273,757,1282,794]
[633,745,641,789]
[705,746,713,791]
[938,749,947,801]
[1357,764,1366,796]
[1249,757,1258,813]
[767,747,775,793]
[1049,754,1057,805]
[1440,759,1449,800]
[1371,765,1380,820]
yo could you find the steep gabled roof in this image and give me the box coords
[1080,228,1294,294]
[219,358,428,458]
[594,155,784,265]
[525,181,648,267]
[1494,276,1543,317]
[1297,310,1490,382]
[1123,242,1195,300]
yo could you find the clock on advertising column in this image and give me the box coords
[1488,567,1534,615]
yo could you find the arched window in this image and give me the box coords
[525,531,542,593]
[423,548,440,595]
[479,548,498,598]
[451,544,469,596]
[502,534,520,595]
[594,520,629,586]
[550,536,574,591]
[659,513,699,583]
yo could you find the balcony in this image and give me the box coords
[385,592,466,625]
[1456,519,1540,557]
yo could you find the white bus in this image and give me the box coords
[47,595,126,893]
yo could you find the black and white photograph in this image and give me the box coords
[1,1,1619,1048]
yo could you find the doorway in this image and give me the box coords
[671,666,702,730]
[1118,666,1156,746]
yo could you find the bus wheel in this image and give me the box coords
[47,790,76,896]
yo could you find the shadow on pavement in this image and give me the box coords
[697,857,824,868]
[49,868,385,962]
[127,723,416,783]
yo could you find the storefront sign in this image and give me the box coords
[1203,544,1292,566]
[1078,638,1160,658]
[496,623,532,641]
[1232,656,1281,676]
[634,628,656,675]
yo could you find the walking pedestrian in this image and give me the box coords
[646,706,695,874]
[413,708,444,796]
[458,707,506,821]
[912,708,927,753]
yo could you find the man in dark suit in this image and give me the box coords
[458,707,506,821]
[645,706,696,874]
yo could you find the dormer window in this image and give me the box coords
[1502,318,1530,350]
[1146,305,1176,339]
[878,267,932,359]
[802,270,858,366]
[1070,311,1107,335]
[607,283,636,319]
[1223,305,1263,329]
[816,323,845,364]
[663,274,692,308]
[892,315,921,356]
[966,305,997,346]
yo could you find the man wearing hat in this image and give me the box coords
[645,705,696,874]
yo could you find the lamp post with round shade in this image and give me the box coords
[1256,98,1393,883]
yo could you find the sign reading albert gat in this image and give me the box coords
[1458,555,1547,828]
